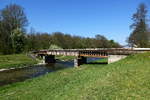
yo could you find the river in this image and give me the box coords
[0,58,102,86]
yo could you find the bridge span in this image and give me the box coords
[33,48,150,67]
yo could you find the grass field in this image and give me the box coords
[0,54,37,69]
[0,53,150,100]
[56,55,76,61]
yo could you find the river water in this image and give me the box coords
[0,58,102,86]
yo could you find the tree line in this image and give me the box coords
[0,3,150,55]
[0,4,120,55]
[26,31,121,51]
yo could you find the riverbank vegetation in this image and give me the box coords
[0,54,37,69]
[0,4,121,55]
[0,53,150,99]
[56,56,76,61]
[0,3,150,56]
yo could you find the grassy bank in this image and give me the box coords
[56,55,76,61]
[0,53,150,99]
[0,54,38,69]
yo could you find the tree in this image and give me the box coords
[108,40,121,48]
[0,20,2,54]
[0,4,28,54]
[11,28,26,53]
[95,34,109,48]
[1,4,28,30]
[128,3,149,47]
[51,32,67,49]
[49,44,62,49]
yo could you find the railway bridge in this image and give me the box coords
[33,48,150,67]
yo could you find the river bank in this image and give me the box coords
[0,54,38,70]
[0,55,101,86]
[0,60,74,86]
[0,54,75,71]
[0,53,150,99]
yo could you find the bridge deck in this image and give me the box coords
[34,48,150,58]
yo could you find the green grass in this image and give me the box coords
[0,54,37,69]
[56,55,76,61]
[0,53,150,100]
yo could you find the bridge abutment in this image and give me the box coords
[108,55,127,64]
[74,56,87,67]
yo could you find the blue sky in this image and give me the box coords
[0,0,149,45]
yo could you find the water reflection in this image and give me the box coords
[0,60,74,86]
[0,57,105,86]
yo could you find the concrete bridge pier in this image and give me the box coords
[74,56,87,67]
[108,55,127,64]
[44,55,56,64]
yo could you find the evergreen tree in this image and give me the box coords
[128,3,149,47]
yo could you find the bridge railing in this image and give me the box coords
[32,48,150,57]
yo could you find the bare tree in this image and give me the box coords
[0,4,28,54]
